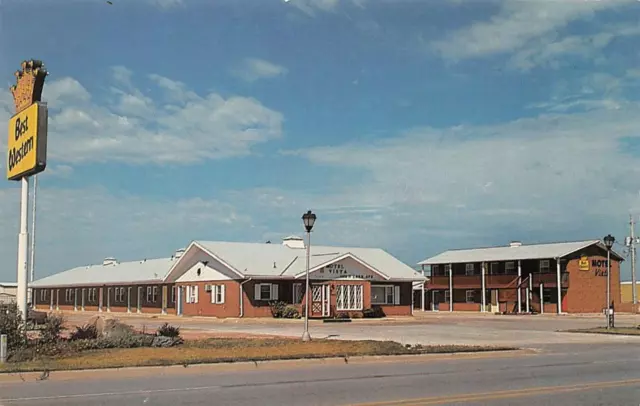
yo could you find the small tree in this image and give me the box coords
[0,303,26,353]
[39,313,65,344]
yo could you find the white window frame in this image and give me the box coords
[336,285,363,311]
[539,260,550,273]
[505,261,515,274]
[88,288,97,303]
[465,290,476,303]
[152,286,159,303]
[255,283,279,301]
[65,289,73,303]
[186,285,198,304]
[40,289,46,302]
[444,290,451,303]
[465,263,475,275]
[211,285,225,304]
[444,264,451,275]
[146,287,153,302]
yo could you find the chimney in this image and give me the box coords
[509,241,522,248]
[174,248,186,260]
[282,235,305,249]
[103,257,117,266]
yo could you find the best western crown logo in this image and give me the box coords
[6,60,49,181]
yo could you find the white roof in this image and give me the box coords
[193,241,424,281]
[30,257,176,288]
[0,282,18,287]
[418,240,622,265]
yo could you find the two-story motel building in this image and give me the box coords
[417,240,626,314]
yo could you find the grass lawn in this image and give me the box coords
[566,327,640,336]
[0,338,516,373]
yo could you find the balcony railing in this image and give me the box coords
[426,272,569,289]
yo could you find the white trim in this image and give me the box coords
[371,285,398,305]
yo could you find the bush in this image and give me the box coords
[269,301,300,318]
[157,323,180,338]
[335,312,350,319]
[70,324,98,341]
[281,305,300,319]
[0,303,26,353]
[362,307,385,318]
[39,313,65,344]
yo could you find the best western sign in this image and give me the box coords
[7,102,48,180]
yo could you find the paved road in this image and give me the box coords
[63,311,640,348]
[2,342,639,405]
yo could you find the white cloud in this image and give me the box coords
[431,1,633,62]
[0,68,284,166]
[232,58,289,82]
[286,0,365,16]
[0,186,251,281]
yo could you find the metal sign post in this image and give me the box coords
[0,334,7,364]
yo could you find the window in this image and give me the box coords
[505,262,515,274]
[211,285,225,304]
[186,285,198,303]
[444,264,451,275]
[152,286,158,303]
[490,262,499,275]
[88,288,97,302]
[465,263,475,275]
[432,265,440,275]
[65,289,74,303]
[444,290,451,303]
[371,285,401,305]
[336,285,363,311]
[465,290,477,303]
[39,289,47,302]
[254,283,279,301]
[293,283,304,304]
[171,286,176,303]
[539,260,550,273]
[115,288,125,303]
[542,288,555,304]
[146,287,153,302]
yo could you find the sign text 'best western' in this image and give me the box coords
[7,102,48,180]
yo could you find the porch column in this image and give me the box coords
[556,258,562,314]
[176,286,182,316]
[517,260,522,313]
[481,262,486,312]
[81,288,86,311]
[74,288,78,311]
[98,288,103,312]
[448,263,453,312]
[55,289,59,310]
[162,286,168,315]
[421,285,425,312]
[540,282,544,314]
[127,287,131,313]
[106,288,111,312]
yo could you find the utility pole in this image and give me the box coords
[628,215,638,305]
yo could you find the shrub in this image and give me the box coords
[70,324,98,341]
[0,303,26,353]
[335,312,350,319]
[157,323,180,338]
[281,305,300,319]
[362,307,385,318]
[39,313,65,344]
[269,301,286,318]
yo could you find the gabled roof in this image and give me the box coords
[30,257,176,288]
[418,240,624,265]
[190,241,424,281]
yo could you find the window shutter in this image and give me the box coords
[211,286,216,304]
[255,284,261,300]
[271,284,279,300]
[394,286,400,305]
[194,285,199,303]
[220,285,225,304]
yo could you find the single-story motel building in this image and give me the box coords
[415,239,635,314]
[30,236,425,318]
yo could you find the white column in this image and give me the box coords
[540,282,544,314]
[17,177,30,321]
[127,287,131,313]
[421,285,425,312]
[81,288,85,311]
[98,288,103,312]
[448,263,453,312]
[481,262,486,312]
[55,289,59,310]
[74,289,77,311]
[556,258,562,314]
[526,278,531,313]
[517,260,522,313]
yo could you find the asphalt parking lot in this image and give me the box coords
[59,310,640,349]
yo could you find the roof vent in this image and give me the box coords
[509,241,522,248]
[103,257,117,266]
[282,235,305,249]
[173,248,186,260]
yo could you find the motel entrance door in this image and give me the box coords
[311,284,330,317]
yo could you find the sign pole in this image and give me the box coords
[17,176,30,321]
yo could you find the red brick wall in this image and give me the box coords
[563,250,622,313]
[178,281,241,317]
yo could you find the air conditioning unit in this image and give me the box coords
[204,285,212,292]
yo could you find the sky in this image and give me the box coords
[1,0,640,282]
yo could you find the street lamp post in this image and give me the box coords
[603,234,615,329]
[302,210,316,342]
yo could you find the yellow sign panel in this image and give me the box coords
[7,102,48,180]
[579,255,590,271]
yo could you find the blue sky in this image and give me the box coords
[2,0,640,281]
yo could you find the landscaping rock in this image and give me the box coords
[151,336,182,348]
